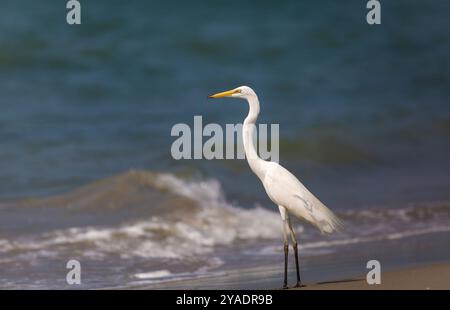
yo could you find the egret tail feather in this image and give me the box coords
[290,194,344,234]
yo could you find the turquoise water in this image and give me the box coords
[1,0,449,200]
[0,1,450,288]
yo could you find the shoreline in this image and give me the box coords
[129,230,450,290]
[291,262,450,290]
[129,260,450,290]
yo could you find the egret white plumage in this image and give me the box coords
[209,86,343,288]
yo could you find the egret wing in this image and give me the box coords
[262,162,343,234]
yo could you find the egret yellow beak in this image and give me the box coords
[208,88,240,99]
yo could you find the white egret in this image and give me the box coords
[209,86,343,288]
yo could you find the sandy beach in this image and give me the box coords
[293,262,450,290]
[131,261,450,290]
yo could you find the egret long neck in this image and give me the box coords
[243,95,265,179]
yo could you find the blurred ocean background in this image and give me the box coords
[0,0,449,289]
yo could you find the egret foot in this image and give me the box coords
[293,282,305,288]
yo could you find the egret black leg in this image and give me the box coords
[293,242,304,287]
[283,244,289,289]
[279,206,290,289]
[287,215,305,288]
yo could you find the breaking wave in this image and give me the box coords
[0,171,282,266]
[0,170,449,275]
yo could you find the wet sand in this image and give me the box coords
[128,233,450,290]
[293,262,450,290]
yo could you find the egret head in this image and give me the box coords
[208,86,256,100]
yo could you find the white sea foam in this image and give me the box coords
[135,270,172,279]
[0,173,282,264]
[1,172,449,270]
